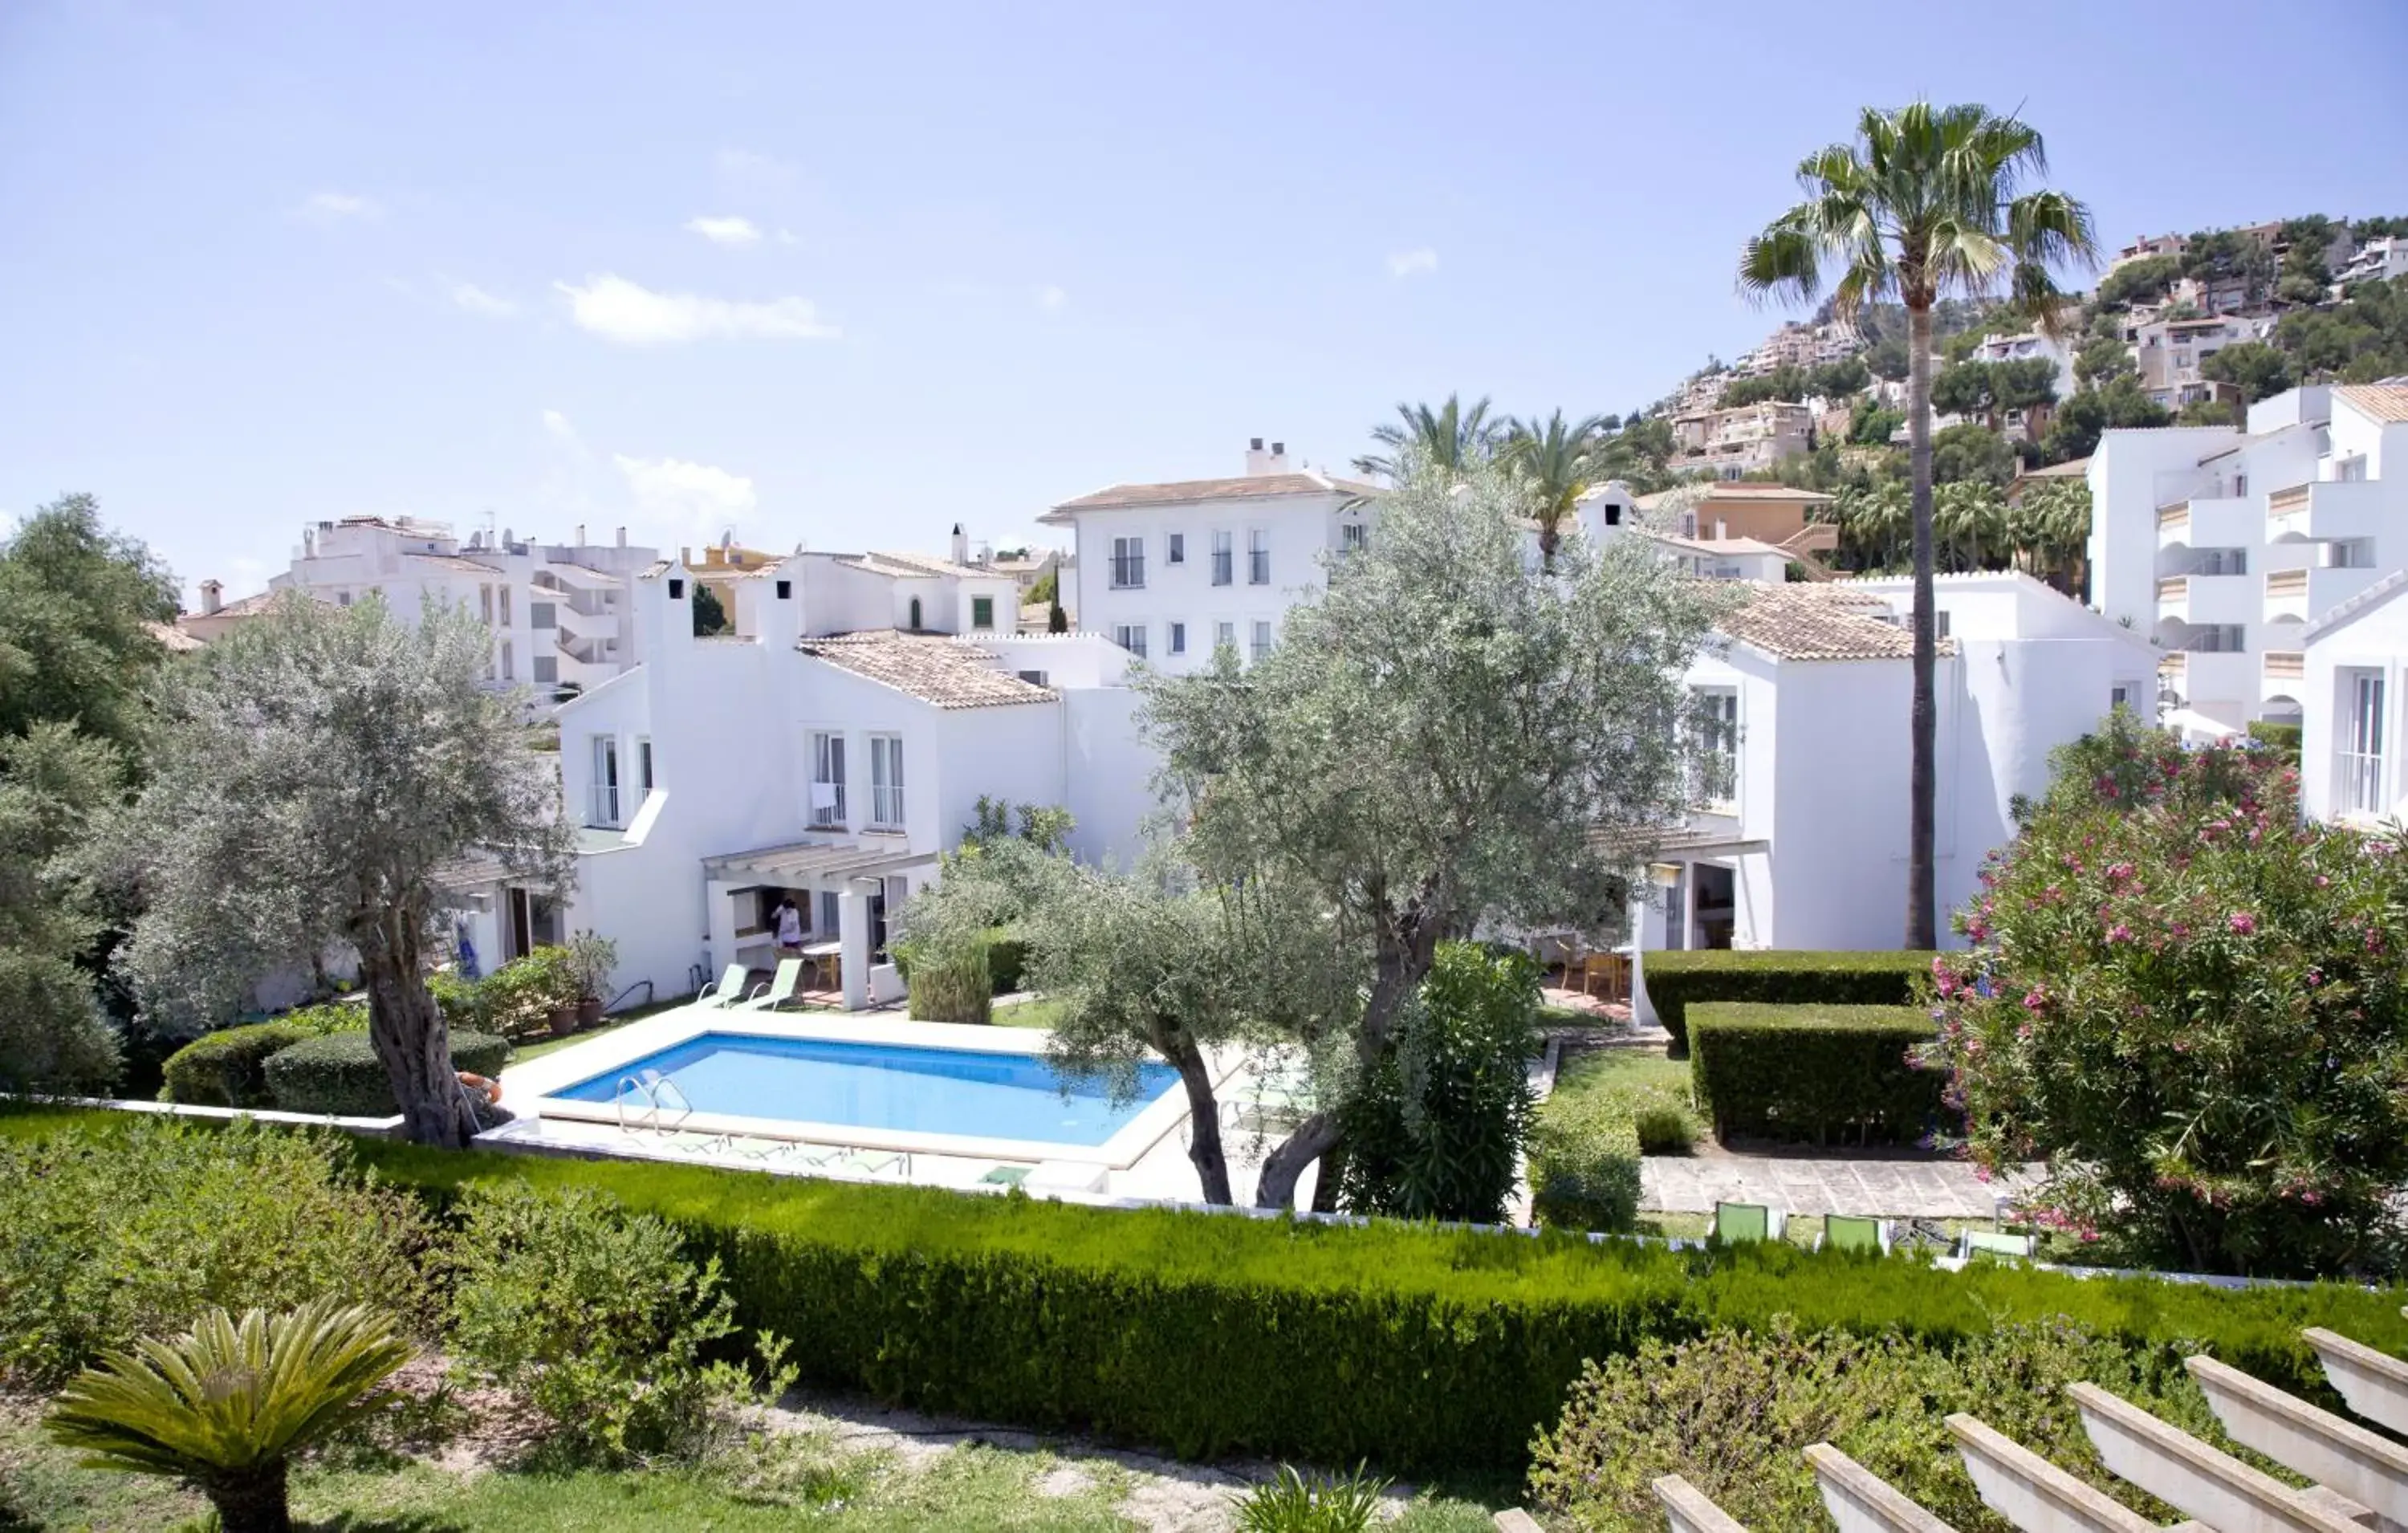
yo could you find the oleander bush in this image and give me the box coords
[1688,1003,1949,1146]
[1527,1316,2223,1533]
[10,1105,2408,1476]
[1926,718,2408,1279]
[1641,949,1935,1052]
[0,1116,434,1387]
[262,1029,510,1118]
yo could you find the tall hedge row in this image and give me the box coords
[10,1105,2408,1477]
[1641,949,1936,1051]
[1689,1002,1952,1146]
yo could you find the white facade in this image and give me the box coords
[2089,384,2408,730]
[1636,575,2156,978]
[1039,442,1377,676]
[2301,570,2408,827]
[551,552,1157,1010]
[256,515,661,696]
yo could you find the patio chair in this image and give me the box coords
[740,958,805,1011]
[722,1134,798,1161]
[1817,1214,1889,1254]
[1959,1229,2036,1263]
[656,1129,729,1157]
[1580,953,1629,1002]
[1710,1202,1783,1244]
[698,963,750,1008]
[981,1165,1031,1187]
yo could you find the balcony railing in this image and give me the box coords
[2341,751,2386,816]
[2156,576,2189,600]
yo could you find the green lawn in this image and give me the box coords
[1540,1047,1703,1154]
[0,1401,1499,1532]
[990,994,1065,1030]
[508,996,690,1063]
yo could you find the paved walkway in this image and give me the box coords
[1643,1150,2030,1219]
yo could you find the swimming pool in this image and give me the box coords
[555,1031,1182,1149]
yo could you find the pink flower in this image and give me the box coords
[2107,924,2133,944]
[1973,1164,1994,1183]
[2314,875,2330,888]
[2023,987,2048,1012]
[2228,913,2256,935]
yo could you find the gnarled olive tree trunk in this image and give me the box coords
[354,904,471,1149]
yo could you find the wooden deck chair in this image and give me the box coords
[740,958,804,1010]
[1581,953,1629,1002]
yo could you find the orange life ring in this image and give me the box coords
[458,1071,502,1105]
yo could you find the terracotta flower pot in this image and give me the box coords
[577,996,604,1027]
[547,1003,580,1037]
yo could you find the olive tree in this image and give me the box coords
[108,595,574,1146]
[1141,455,1734,1208]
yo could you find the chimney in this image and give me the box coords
[616,526,627,547]
[681,545,693,567]
[199,579,223,615]
[951,523,969,565]
[502,527,514,549]
[1244,437,1289,476]
[574,523,586,547]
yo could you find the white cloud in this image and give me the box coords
[686,214,763,246]
[1386,247,1438,279]
[1036,284,1068,313]
[298,191,384,224]
[554,273,839,344]
[540,409,578,441]
[714,148,797,197]
[449,282,519,318]
[614,454,758,543]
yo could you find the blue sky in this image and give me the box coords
[5,0,2405,607]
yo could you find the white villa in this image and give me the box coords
[519,546,1155,1009]
[2302,567,2408,827]
[195,515,665,697]
[1639,572,2156,957]
[2089,382,2408,734]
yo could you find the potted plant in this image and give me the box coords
[567,930,617,1027]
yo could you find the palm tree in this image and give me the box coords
[44,1300,411,1533]
[1739,102,2096,948]
[1500,410,1610,567]
[1352,394,1499,480]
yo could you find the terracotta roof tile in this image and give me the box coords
[797,630,1055,710]
[404,552,504,575]
[2335,384,2408,423]
[1050,470,1379,512]
[148,621,205,652]
[1716,583,1955,662]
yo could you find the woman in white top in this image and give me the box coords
[775,896,804,957]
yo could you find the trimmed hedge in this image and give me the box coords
[987,933,1030,996]
[262,1030,511,1117]
[6,1104,2408,1476]
[1528,1112,1642,1234]
[158,1006,362,1108]
[1642,949,1936,1052]
[1690,1002,1950,1146]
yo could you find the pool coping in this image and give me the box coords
[501,1003,1221,1170]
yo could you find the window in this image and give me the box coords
[1690,687,1739,806]
[2338,456,2369,483]
[1248,528,1270,585]
[480,585,494,624]
[1214,620,1235,653]
[2343,671,2386,815]
[1934,610,1952,640]
[500,640,514,681]
[817,891,839,937]
[810,731,847,828]
[2234,473,2247,495]
[1340,521,1367,553]
[589,736,620,827]
[775,579,792,600]
[1601,502,1622,527]
[1113,623,1148,659]
[971,596,995,631]
[637,737,654,797]
[1250,620,1272,663]
[1168,621,1186,656]
[668,577,685,600]
[908,596,922,629]
[868,734,905,830]
[1167,533,1186,565]
[1016,668,1048,685]
[533,656,558,685]
[2333,540,2377,570]
[336,590,352,607]
[1111,536,1145,589]
[499,587,512,626]
[1211,530,1233,586]
[531,600,555,629]
[2110,682,2139,711]
[2196,624,2245,653]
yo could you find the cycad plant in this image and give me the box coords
[43,1299,411,1533]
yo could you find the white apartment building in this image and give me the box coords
[1633,574,2154,978]
[1039,441,1379,676]
[1970,330,2078,439]
[1670,401,1814,479]
[2123,312,2263,409]
[2089,383,2408,731]
[2336,236,2408,291]
[537,549,1153,1010]
[2300,568,2408,827]
[209,515,665,696]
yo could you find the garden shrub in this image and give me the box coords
[11,1106,2408,1477]
[1927,716,2408,1278]
[986,930,1030,995]
[425,969,494,1033]
[263,1029,510,1117]
[1338,942,1540,1222]
[1641,949,1935,1052]
[907,938,994,1025]
[480,947,580,1040]
[0,1116,433,1386]
[1688,1003,1949,1145]
[1527,1317,2224,1533]
[442,1181,794,1468]
[160,1020,319,1108]
[1527,1110,1641,1234]
[2245,718,2300,765]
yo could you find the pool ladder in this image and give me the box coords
[613,1069,694,1137]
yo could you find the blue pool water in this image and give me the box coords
[555,1033,1182,1147]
